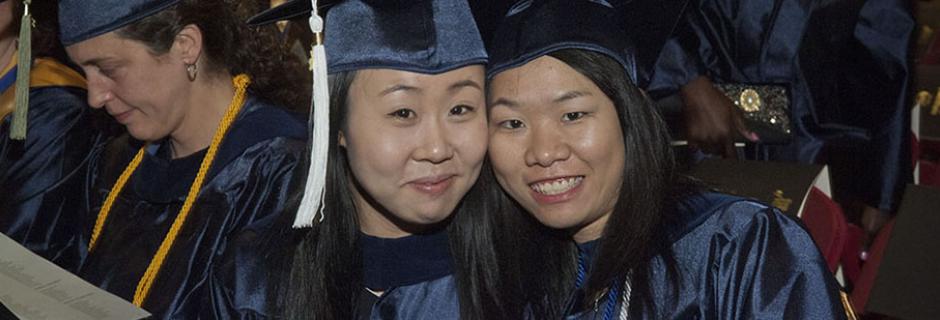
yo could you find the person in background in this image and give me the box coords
[58,0,309,318]
[0,0,110,271]
[485,1,847,318]
[648,0,915,243]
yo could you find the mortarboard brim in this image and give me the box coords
[247,0,341,27]
[59,0,182,46]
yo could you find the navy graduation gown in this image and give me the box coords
[566,193,845,319]
[1,85,106,271]
[78,95,306,319]
[648,0,914,211]
[356,232,460,320]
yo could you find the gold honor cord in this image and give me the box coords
[87,74,251,307]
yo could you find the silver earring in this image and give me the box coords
[186,63,197,81]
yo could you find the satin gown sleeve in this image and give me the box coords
[565,193,846,319]
[655,195,847,319]
[0,86,105,272]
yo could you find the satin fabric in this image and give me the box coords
[356,276,460,320]
[1,86,105,272]
[648,0,914,211]
[355,231,460,320]
[77,95,306,319]
[565,193,845,319]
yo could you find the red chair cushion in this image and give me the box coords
[840,224,864,284]
[850,218,896,315]
[801,187,847,272]
[921,160,940,188]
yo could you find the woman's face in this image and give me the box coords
[488,55,625,243]
[342,65,487,238]
[67,32,191,142]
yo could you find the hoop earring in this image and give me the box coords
[186,63,198,81]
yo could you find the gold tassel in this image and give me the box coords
[840,291,858,320]
[932,87,940,116]
[10,0,32,140]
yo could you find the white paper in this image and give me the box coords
[0,233,150,320]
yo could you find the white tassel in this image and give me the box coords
[293,0,330,228]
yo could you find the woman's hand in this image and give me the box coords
[680,76,759,158]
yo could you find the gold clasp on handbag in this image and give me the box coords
[738,88,762,113]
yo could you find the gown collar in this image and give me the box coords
[360,230,454,290]
[127,95,306,203]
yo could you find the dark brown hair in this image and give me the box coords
[115,0,311,112]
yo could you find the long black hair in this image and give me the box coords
[491,49,699,318]
[283,71,517,319]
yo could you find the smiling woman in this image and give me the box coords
[485,0,847,319]
[489,55,626,244]
[342,67,487,237]
[248,0,514,319]
[57,0,310,318]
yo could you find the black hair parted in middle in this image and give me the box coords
[282,71,521,320]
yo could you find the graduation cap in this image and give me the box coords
[486,0,637,82]
[249,0,488,227]
[249,0,487,74]
[58,0,181,46]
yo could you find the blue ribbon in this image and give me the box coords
[575,250,623,320]
[0,65,18,94]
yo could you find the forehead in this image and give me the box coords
[349,65,485,97]
[488,55,598,105]
[65,32,144,65]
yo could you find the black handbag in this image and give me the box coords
[714,83,793,144]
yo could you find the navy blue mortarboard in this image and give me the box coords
[58,0,182,46]
[248,0,488,75]
[486,0,636,82]
[324,0,487,74]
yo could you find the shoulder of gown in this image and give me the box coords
[645,192,847,319]
[169,96,308,319]
[81,96,307,319]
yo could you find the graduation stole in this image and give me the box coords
[88,74,251,307]
[575,253,627,320]
[0,56,86,123]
